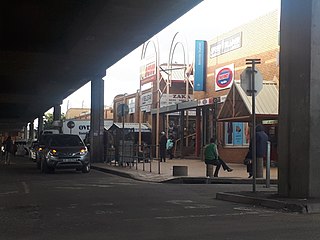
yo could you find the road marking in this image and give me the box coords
[55,187,85,190]
[167,199,216,209]
[91,202,114,206]
[0,191,18,195]
[22,181,30,194]
[155,214,218,220]
[75,184,113,188]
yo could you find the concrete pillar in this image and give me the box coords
[90,75,104,163]
[279,0,320,198]
[53,105,61,121]
[53,104,62,133]
[29,122,34,140]
[38,115,44,139]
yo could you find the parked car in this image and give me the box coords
[14,139,28,156]
[37,134,90,173]
[29,140,39,162]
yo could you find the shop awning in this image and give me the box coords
[217,80,279,122]
[108,123,151,132]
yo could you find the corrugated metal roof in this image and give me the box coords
[218,80,278,121]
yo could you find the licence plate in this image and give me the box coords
[62,159,76,162]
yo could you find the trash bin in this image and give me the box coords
[206,164,214,177]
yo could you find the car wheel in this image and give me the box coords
[82,163,90,173]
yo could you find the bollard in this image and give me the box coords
[266,141,271,188]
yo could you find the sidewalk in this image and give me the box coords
[91,159,320,213]
[91,158,278,184]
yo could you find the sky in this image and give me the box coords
[60,0,281,114]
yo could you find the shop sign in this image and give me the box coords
[160,94,193,108]
[128,97,135,114]
[198,97,213,106]
[140,92,152,112]
[210,32,242,58]
[215,64,234,91]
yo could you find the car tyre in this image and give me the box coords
[82,163,90,173]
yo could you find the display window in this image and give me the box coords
[224,122,250,146]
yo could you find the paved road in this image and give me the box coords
[0,157,320,240]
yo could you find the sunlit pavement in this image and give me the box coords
[91,159,320,214]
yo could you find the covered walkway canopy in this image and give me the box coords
[0,1,201,133]
[218,81,279,122]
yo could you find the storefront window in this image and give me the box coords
[224,122,250,146]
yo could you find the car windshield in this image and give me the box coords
[48,135,84,147]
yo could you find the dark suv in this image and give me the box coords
[37,134,90,173]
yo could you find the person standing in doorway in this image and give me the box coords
[3,136,14,165]
[159,132,167,162]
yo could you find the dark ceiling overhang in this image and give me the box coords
[0,0,202,132]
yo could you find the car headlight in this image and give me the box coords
[79,148,88,155]
[48,149,58,156]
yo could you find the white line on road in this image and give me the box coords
[0,191,19,195]
[22,181,30,194]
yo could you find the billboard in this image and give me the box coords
[140,54,156,85]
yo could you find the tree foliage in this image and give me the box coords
[43,112,66,129]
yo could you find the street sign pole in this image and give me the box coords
[246,58,261,193]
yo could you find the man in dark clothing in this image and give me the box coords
[3,136,13,165]
[159,132,167,162]
[246,124,268,178]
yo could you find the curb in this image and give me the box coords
[92,165,278,185]
[91,165,135,180]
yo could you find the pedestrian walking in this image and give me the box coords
[245,124,268,178]
[3,136,14,165]
[166,135,174,159]
[159,132,167,162]
[204,137,233,177]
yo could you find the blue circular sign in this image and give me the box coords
[216,68,233,88]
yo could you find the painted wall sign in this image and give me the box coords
[194,40,206,91]
[215,64,234,91]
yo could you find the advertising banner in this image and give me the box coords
[194,40,206,91]
[140,55,156,85]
